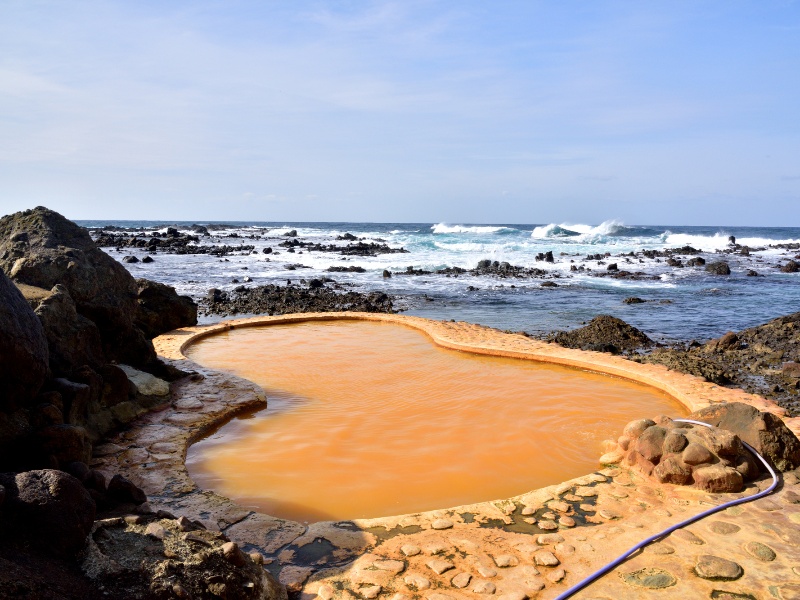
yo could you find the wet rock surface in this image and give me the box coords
[547,315,654,355]
[632,312,800,416]
[199,282,395,317]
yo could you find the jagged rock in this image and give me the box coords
[133,278,197,339]
[0,469,95,557]
[781,260,800,273]
[82,516,286,600]
[107,474,147,505]
[33,285,104,375]
[118,365,170,396]
[0,269,49,412]
[705,261,731,275]
[688,402,800,471]
[550,315,653,354]
[0,207,155,368]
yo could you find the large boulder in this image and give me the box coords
[0,207,155,367]
[550,315,653,354]
[134,278,197,339]
[83,516,286,600]
[601,415,759,492]
[0,469,95,557]
[688,402,800,471]
[0,269,49,412]
[34,284,105,375]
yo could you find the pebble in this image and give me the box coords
[647,543,674,555]
[426,544,448,555]
[534,551,560,567]
[404,574,431,590]
[671,529,704,545]
[694,555,743,581]
[598,509,621,520]
[558,516,576,527]
[622,567,676,589]
[548,501,571,513]
[450,573,472,588]
[317,585,335,600]
[547,569,566,583]
[554,543,575,556]
[401,545,421,557]
[537,520,558,530]
[493,554,519,568]
[537,534,564,545]
[176,516,193,531]
[575,486,597,497]
[579,504,595,512]
[478,567,497,578]
[709,521,741,535]
[471,581,496,594]
[431,519,454,530]
[124,514,145,525]
[521,506,535,515]
[743,541,776,561]
[145,522,166,539]
[427,559,455,575]
[360,585,382,599]
[374,560,406,574]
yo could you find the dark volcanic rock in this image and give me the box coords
[689,402,800,471]
[550,315,653,354]
[82,516,286,600]
[34,284,105,375]
[636,312,800,416]
[199,283,395,317]
[0,270,49,412]
[781,260,800,273]
[705,261,731,275]
[0,469,95,557]
[134,278,197,338]
[0,207,155,368]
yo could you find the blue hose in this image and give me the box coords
[553,418,779,600]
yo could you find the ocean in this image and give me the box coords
[77,220,800,343]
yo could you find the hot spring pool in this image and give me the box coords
[184,320,685,522]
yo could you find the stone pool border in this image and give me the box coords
[91,313,800,599]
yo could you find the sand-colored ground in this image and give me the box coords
[91,313,800,599]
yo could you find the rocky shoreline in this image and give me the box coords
[2,206,800,599]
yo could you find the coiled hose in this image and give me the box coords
[553,418,779,600]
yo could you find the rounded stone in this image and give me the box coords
[401,544,421,556]
[537,520,558,530]
[623,419,656,439]
[450,573,471,589]
[743,541,776,562]
[493,554,518,568]
[663,431,689,453]
[431,518,454,530]
[692,465,744,493]
[694,555,743,581]
[621,567,677,589]
[404,574,431,590]
[682,442,714,465]
[708,521,741,535]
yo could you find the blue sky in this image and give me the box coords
[1,1,799,224]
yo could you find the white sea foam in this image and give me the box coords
[431,223,515,234]
[664,232,800,251]
[531,219,627,242]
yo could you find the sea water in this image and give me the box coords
[78,219,800,342]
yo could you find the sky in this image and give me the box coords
[1,1,799,225]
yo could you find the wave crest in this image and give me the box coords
[431,223,516,235]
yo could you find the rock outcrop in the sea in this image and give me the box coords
[548,315,654,354]
[83,515,286,600]
[634,312,800,416]
[600,414,763,492]
[200,282,395,317]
